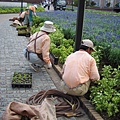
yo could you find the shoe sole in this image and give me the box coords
[30,64,39,72]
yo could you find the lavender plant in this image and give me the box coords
[35,10,120,66]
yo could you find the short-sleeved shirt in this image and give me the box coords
[20,11,27,18]
[29,6,36,13]
[62,50,100,88]
[27,31,51,64]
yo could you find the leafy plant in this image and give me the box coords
[50,43,56,52]
[90,65,120,117]
[62,38,74,48]
[52,48,61,57]
[0,7,20,13]
[62,28,75,40]
[0,6,44,14]
[58,45,73,64]
[50,29,64,46]
[32,16,48,27]
[108,47,120,68]
[91,46,103,68]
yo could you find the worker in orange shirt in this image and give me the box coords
[9,7,29,26]
[24,5,37,27]
[54,39,100,96]
[23,21,56,72]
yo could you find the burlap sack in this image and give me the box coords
[13,20,22,26]
[2,98,57,120]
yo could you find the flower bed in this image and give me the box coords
[12,72,32,88]
[31,10,120,119]
[35,10,120,67]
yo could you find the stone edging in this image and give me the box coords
[52,64,104,120]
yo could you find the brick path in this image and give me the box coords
[0,14,90,120]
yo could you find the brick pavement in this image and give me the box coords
[0,14,90,120]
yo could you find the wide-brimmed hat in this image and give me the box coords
[81,39,96,51]
[34,5,38,9]
[40,21,56,33]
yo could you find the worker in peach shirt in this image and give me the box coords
[19,7,29,25]
[24,5,37,26]
[56,39,100,96]
[23,21,56,72]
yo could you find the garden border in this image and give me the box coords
[52,64,104,120]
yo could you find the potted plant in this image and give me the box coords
[50,47,60,65]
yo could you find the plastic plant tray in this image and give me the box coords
[12,72,32,88]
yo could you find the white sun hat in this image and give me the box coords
[40,21,56,33]
[81,39,96,51]
[34,5,38,9]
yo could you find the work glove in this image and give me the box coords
[34,12,37,16]
[47,62,52,69]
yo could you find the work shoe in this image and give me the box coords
[10,23,17,27]
[30,64,40,72]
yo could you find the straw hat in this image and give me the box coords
[40,21,56,33]
[81,39,96,51]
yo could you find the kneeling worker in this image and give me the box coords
[55,39,100,96]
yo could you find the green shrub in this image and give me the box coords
[74,0,78,7]
[91,46,103,68]
[50,43,56,52]
[50,29,64,46]
[0,7,20,13]
[90,65,120,117]
[95,42,111,65]
[52,48,61,57]
[0,6,44,14]
[36,6,45,12]
[62,28,75,40]
[32,16,48,27]
[108,47,120,68]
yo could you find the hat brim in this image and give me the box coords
[81,44,96,52]
[40,26,56,33]
[91,48,96,52]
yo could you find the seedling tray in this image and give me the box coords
[18,29,30,37]
[12,72,32,88]
[16,25,27,30]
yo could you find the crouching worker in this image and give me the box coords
[23,21,56,72]
[55,39,100,96]
[10,7,29,26]
[24,5,38,27]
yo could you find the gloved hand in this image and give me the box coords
[47,62,52,69]
[34,12,37,16]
